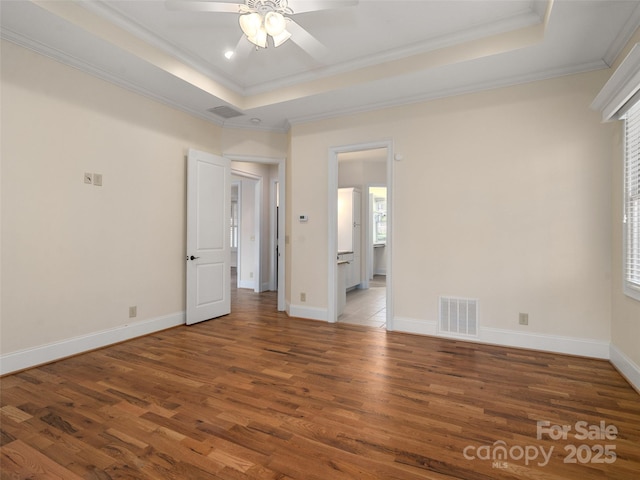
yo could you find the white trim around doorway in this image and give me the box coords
[225,153,286,312]
[328,140,394,329]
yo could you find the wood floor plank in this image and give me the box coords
[1,286,639,479]
[0,439,84,479]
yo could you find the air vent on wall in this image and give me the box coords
[439,296,478,337]
[207,105,244,119]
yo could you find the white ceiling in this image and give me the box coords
[2,0,639,131]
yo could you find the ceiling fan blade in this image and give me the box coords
[286,19,328,59]
[287,0,358,14]
[165,1,243,13]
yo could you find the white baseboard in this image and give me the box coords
[391,317,609,359]
[0,312,185,376]
[610,344,640,393]
[288,304,328,322]
[480,326,609,359]
[392,317,437,336]
[237,280,256,290]
[3,310,628,388]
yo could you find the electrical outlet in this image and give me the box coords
[519,312,529,325]
[300,292,306,302]
[129,306,137,318]
[249,272,254,278]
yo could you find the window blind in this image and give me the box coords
[624,101,640,294]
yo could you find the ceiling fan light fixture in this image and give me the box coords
[248,26,268,48]
[264,11,286,36]
[239,12,262,38]
[238,1,295,49]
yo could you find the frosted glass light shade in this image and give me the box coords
[240,9,291,49]
[264,12,286,36]
[248,26,267,48]
[239,12,262,38]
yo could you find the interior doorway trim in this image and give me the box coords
[225,153,286,311]
[328,140,394,328]
[231,170,261,293]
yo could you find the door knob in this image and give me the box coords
[190,255,200,260]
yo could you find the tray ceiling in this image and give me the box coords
[2,0,639,131]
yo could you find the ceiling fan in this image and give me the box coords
[166,0,358,57]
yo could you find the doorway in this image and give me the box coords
[231,171,261,292]
[328,141,393,328]
[226,154,286,312]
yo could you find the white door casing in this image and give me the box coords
[329,141,393,326]
[186,148,231,325]
[224,154,286,311]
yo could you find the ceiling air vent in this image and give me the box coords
[207,105,244,119]
[439,296,478,337]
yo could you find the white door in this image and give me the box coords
[186,148,231,325]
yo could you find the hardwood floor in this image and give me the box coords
[2,286,640,479]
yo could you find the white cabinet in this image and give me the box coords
[338,187,361,289]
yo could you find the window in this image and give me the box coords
[624,100,640,300]
[591,43,640,301]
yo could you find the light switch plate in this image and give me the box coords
[84,173,93,184]
[93,173,103,186]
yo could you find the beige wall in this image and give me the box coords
[2,31,637,373]
[222,128,288,159]
[338,158,387,188]
[289,69,615,343]
[0,40,286,357]
[0,40,219,353]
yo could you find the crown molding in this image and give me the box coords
[289,59,609,126]
[1,24,610,135]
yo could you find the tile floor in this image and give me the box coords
[338,275,386,328]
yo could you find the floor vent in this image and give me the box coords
[439,296,478,336]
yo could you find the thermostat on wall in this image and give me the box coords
[299,214,308,222]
